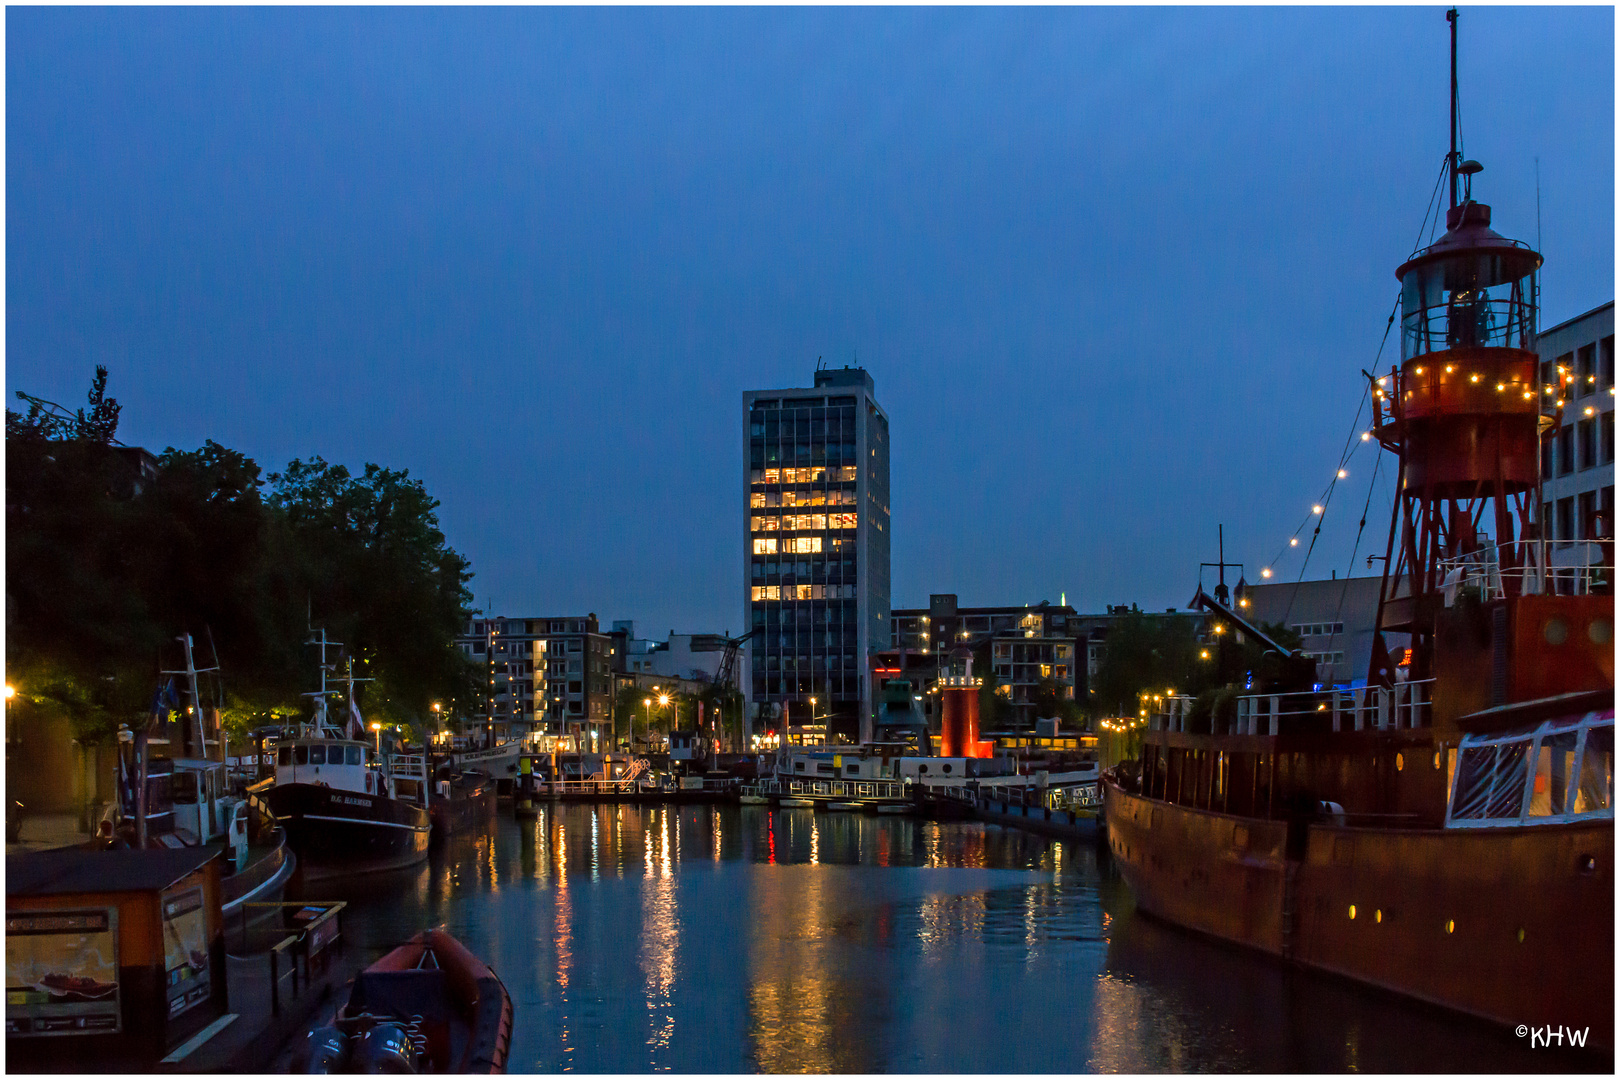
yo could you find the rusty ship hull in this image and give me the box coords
[1104,772,1613,1049]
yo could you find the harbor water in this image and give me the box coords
[303,804,1604,1073]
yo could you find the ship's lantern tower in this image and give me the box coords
[1372,175,1544,685]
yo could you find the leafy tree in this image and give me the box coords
[1088,610,1202,720]
[977,668,1012,730]
[1031,677,1084,724]
[268,457,476,727]
[6,370,479,754]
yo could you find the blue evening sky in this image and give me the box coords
[7,7,1613,636]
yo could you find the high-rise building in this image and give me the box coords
[744,366,890,742]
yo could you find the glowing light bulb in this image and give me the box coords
[1312,505,1324,515]
[1261,568,1273,579]
[1290,538,1299,547]
[1337,469,1348,479]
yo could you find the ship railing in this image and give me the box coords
[743,777,910,801]
[387,753,433,805]
[1436,540,1612,600]
[1398,294,1538,357]
[1155,681,1435,736]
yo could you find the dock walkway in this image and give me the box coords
[159,908,375,1073]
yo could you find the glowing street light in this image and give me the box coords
[370,721,382,753]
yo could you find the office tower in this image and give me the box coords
[744,366,890,742]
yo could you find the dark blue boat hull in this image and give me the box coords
[266,783,431,880]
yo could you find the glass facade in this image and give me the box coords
[744,374,889,739]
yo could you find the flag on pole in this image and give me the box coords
[348,698,364,741]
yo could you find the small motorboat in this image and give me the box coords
[295,929,513,1074]
[824,802,864,812]
[874,804,910,815]
[778,798,814,808]
[738,794,770,806]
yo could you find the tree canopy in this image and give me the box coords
[6,369,477,746]
[1087,606,1309,722]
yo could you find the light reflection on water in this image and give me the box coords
[304,804,1607,1074]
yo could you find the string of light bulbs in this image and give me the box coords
[1256,158,1452,595]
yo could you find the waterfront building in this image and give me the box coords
[1535,302,1614,562]
[608,621,731,683]
[881,596,1194,730]
[885,596,1079,730]
[455,614,613,742]
[1234,574,1385,687]
[743,365,891,742]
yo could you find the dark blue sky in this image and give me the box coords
[9,7,1613,636]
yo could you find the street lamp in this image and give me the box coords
[370,721,382,753]
[642,698,651,750]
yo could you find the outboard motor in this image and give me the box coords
[351,1021,421,1073]
[294,1026,351,1073]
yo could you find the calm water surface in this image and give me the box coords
[301,804,1603,1073]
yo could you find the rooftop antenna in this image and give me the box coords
[1447,7,1460,208]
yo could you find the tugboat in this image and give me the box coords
[1103,10,1612,1052]
[295,928,513,1073]
[259,631,431,880]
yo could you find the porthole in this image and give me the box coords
[1395,752,1404,772]
[942,763,953,773]
[1445,919,1455,934]
[1543,617,1569,645]
[1589,619,1613,646]
[1348,905,1357,920]
[1578,853,1597,875]
[1432,750,1441,769]
[918,764,928,775]
[1375,909,1382,923]
[1516,928,1525,943]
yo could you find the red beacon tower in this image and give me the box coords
[1369,12,1612,722]
[937,646,993,759]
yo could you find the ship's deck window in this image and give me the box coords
[279,746,292,766]
[309,745,327,765]
[347,745,363,766]
[294,745,309,766]
[1448,712,1613,827]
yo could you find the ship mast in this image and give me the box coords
[162,633,220,760]
[1447,7,1460,209]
